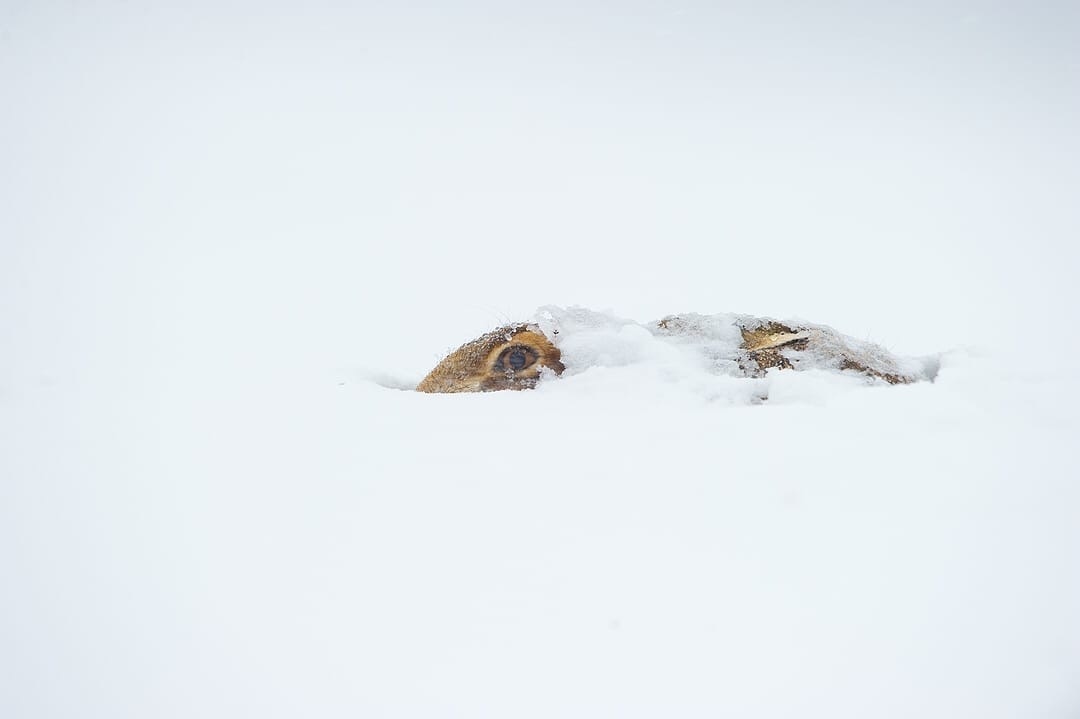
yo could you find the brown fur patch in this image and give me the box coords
[416,325,565,393]
[739,323,810,375]
[837,358,911,385]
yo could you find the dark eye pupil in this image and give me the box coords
[508,349,527,371]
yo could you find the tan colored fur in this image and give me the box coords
[416,325,565,393]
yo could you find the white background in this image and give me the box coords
[2,2,1078,717]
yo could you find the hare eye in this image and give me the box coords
[507,348,528,371]
[497,345,537,373]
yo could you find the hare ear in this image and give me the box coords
[740,324,811,351]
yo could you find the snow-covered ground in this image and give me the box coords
[2,2,1079,718]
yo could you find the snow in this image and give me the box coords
[2,2,1080,718]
